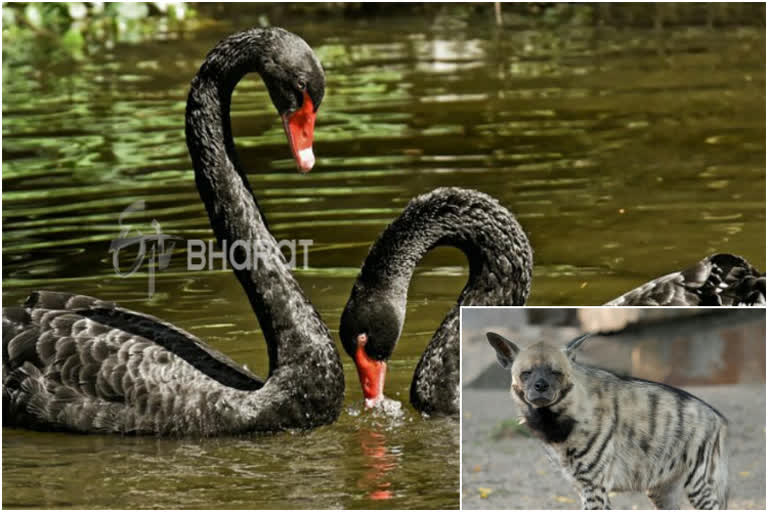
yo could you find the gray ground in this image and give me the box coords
[462,386,766,510]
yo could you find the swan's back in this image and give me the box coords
[605,253,765,306]
[3,291,264,435]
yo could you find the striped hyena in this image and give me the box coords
[487,333,728,510]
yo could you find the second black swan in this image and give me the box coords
[339,187,764,415]
[3,28,344,435]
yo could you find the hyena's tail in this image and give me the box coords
[710,423,729,508]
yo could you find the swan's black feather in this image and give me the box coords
[3,291,265,433]
[77,307,263,391]
[605,253,765,306]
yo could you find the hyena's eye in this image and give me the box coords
[520,371,531,381]
[552,370,563,377]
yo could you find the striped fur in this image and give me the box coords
[487,333,728,510]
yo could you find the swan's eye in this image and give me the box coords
[296,79,306,91]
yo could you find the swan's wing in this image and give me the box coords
[604,254,765,306]
[3,291,264,431]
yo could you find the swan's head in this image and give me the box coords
[339,295,403,408]
[260,28,325,173]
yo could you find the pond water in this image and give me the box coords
[2,7,765,510]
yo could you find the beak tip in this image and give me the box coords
[296,147,315,173]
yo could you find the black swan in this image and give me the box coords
[340,187,533,415]
[2,28,345,435]
[339,187,764,415]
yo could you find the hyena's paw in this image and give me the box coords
[579,486,610,509]
[647,482,684,509]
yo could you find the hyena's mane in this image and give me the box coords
[523,402,577,443]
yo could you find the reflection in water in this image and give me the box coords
[357,429,398,500]
[348,398,407,502]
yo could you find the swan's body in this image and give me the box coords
[339,188,764,416]
[2,28,344,435]
[3,291,340,434]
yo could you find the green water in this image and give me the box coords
[2,7,765,510]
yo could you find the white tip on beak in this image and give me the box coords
[297,147,315,173]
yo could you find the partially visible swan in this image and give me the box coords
[2,28,344,435]
[339,187,764,415]
[605,253,765,306]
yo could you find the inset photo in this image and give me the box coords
[461,307,766,510]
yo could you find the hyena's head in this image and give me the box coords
[486,332,590,408]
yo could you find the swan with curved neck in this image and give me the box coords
[339,187,764,415]
[340,187,533,414]
[2,28,344,435]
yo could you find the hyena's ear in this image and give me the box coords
[564,333,592,359]
[486,332,520,369]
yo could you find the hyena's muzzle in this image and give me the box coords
[519,367,565,407]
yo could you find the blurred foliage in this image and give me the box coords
[2,2,197,62]
[491,417,531,441]
[196,2,766,28]
[3,2,764,64]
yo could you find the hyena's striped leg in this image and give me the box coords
[576,482,611,510]
[685,480,723,510]
[684,428,728,510]
[683,465,721,509]
[647,478,684,509]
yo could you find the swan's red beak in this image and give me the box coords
[281,92,316,173]
[354,333,387,408]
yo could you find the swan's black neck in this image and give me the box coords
[186,29,270,222]
[357,187,533,312]
[343,187,532,361]
[184,28,330,374]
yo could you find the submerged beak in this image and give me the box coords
[281,91,316,173]
[353,333,387,408]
